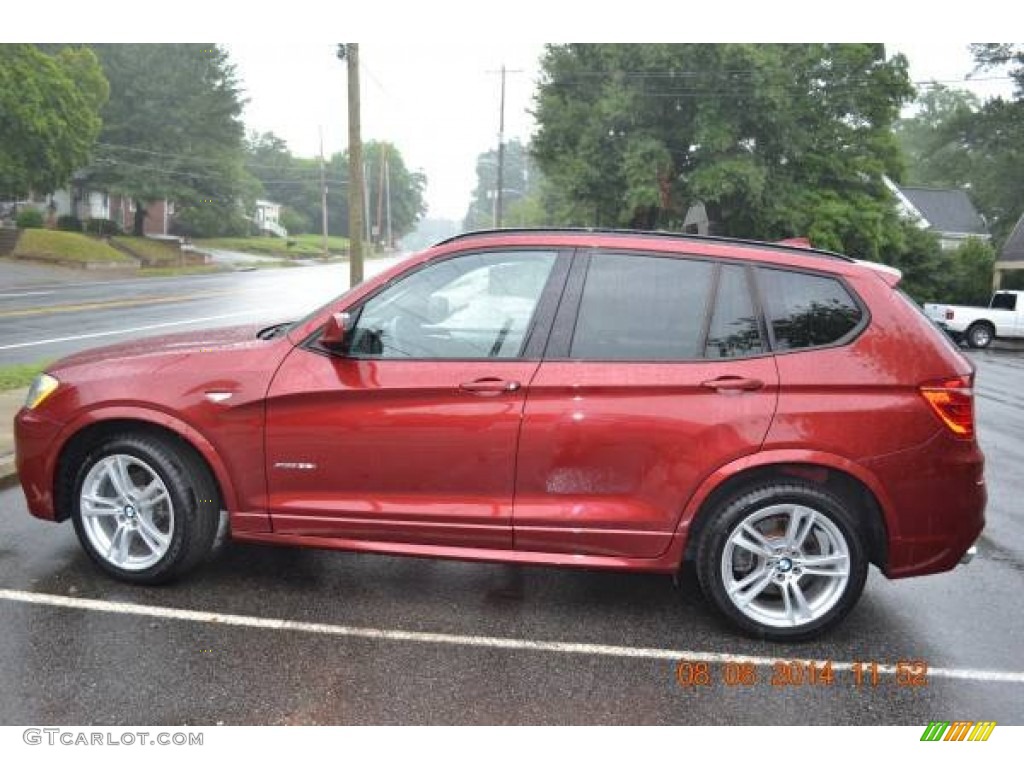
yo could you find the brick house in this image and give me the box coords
[46,184,172,235]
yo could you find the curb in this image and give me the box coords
[0,454,17,491]
[10,254,140,271]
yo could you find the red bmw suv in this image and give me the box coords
[15,229,985,640]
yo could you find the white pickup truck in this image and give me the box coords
[924,290,1024,348]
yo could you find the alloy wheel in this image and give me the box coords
[79,454,175,571]
[720,503,851,628]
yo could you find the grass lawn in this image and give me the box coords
[0,361,49,391]
[13,230,134,264]
[194,234,350,258]
[111,236,184,266]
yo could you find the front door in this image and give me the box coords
[265,249,567,549]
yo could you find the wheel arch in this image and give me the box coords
[51,409,236,523]
[679,454,891,570]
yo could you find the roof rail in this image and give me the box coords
[434,227,856,263]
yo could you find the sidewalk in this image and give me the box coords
[0,388,26,488]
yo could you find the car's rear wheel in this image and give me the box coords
[696,481,868,641]
[70,432,221,584]
[966,322,994,349]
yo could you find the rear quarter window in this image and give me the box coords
[757,268,863,350]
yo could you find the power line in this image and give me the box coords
[90,156,347,186]
[536,70,1015,84]
[95,141,331,172]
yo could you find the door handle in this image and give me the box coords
[459,377,522,395]
[700,376,764,392]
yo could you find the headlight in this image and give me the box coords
[25,373,59,410]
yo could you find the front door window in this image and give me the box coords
[348,251,558,359]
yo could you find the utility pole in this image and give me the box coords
[486,65,521,228]
[363,160,371,243]
[495,64,506,229]
[376,145,386,249]
[338,43,364,285]
[384,153,392,250]
[318,126,329,261]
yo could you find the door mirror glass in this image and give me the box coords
[321,312,351,349]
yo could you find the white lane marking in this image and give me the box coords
[0,291,56,298]
[0,310,265,351]
[0,587,1022,684]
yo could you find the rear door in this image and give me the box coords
[514,251,779,558]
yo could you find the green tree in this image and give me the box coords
[464,139,537,229]
[0,45,108,201]
[944,238,996,305]
[244,134,424,242]
[322,142,424,242]
[362,141,426,243]
[897,46,1024,240]
[245,131,322,234]
[895,84,980,186]
[83,44,251,236]
[532,44,914,259]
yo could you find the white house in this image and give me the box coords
[253,199,287,238]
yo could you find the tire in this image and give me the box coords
[70,432,221,585]
[966,322,994,349]
[696,481,868,641]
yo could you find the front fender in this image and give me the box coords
[46,404,254,529]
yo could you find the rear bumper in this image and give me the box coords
[866,430,986,578]
[933,321,964,341]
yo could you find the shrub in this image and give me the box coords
[84,218,122,236]
[171,205,250,238]
[279,207,312,235]
[945,238,995,305]
[15,209,44,229]
[56,214,83,232]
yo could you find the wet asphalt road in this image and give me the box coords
[0,257,406,366]
[0,348,1022,725]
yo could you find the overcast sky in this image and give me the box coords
[9,0,1016,222]
[226,42,1013,222]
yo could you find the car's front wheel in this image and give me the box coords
[696,481,868,641]
[70,432,221,584]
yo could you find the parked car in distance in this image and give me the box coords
[15,229,985,641]
[924,290,1024,348]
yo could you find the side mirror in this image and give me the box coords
[321,312,351,349]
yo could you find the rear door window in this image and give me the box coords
[570,253,714,360]
[757,268,863,350]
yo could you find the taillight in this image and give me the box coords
[945,309,954,320]
[920,375,975,440]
